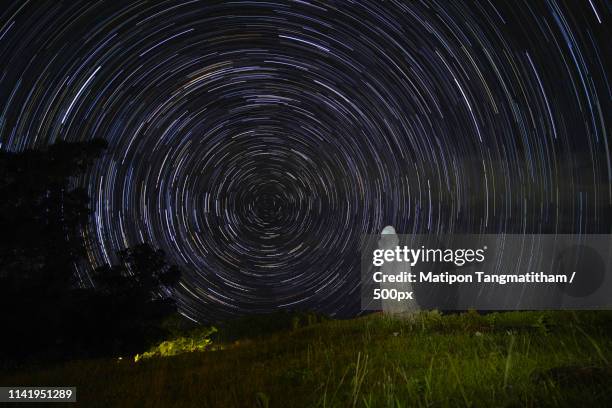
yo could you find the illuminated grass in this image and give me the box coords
[1,311,611,407]
[134,326,217,362]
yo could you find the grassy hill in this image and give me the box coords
[1,311,611,407]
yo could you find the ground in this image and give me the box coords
[1,310,611,407]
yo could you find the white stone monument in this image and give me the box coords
[378,226,420,316]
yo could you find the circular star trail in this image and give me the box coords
[0,1,609,320]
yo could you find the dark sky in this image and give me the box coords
[0,0,609,321]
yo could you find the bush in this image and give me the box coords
[134,326,217,362]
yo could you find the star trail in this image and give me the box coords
[0,0,609,320]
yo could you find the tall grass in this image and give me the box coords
[1,311,611,407]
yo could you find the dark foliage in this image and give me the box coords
[0,140,181,367]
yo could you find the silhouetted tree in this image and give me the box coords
[85,243,182,355]
[0,140,182,365]
[0,139,107,292]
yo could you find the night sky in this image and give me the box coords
[0,0,609,321]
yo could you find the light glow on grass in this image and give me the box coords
[134,326,217,362]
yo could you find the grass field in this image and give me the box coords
[1,311,611,407]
